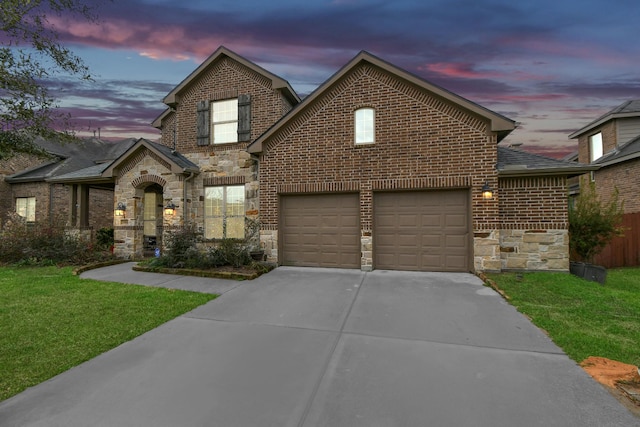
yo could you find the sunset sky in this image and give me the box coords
[41,0,640,158]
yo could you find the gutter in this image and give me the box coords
[498,164,600,178]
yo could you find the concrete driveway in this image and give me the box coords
[1,265,637,426]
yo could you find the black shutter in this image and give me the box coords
[237,94,251,142]
[196,100,210,146]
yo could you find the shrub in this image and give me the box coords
[161,224,200,268]
[96,228,114,249]
[0,213,113,266]
[569,180,625,262]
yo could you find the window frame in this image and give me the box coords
[211,98,239,145]
[589,132,603,162]
[15,196,36,222]
[354,107,375,145]
[204,185,245,240]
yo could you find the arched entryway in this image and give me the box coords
[139,183,164,257]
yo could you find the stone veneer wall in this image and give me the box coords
[500,229,569,271]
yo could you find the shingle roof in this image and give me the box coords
[5,137,136,183]
[497,146,597,177]
[569,100,640,139]
[593,134,640,166]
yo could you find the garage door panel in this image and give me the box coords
[374,190,469,272]
[281,194,360,269]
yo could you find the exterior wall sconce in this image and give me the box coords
[114,202,126,217]
[481,182,494,200]
[164,202,176,216]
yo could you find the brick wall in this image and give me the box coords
[577,121,616,164]
[0,153,43,223]
[594,162,640,214]
[258,62,500,270]
[162,56,294,154]
[499,176,569,271]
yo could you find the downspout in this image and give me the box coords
[183,171,195,223]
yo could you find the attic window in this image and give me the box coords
[589,132,603,162]
[355,108,375,144]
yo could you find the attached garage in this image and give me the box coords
[374,190,470,272]
[280,193,360,268]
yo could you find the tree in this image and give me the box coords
[0,0,99,159]
[569,179,624,263]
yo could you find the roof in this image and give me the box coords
[592,134,640,167]
[569,100,640,139]
[249,51,516,153]
[5,137,137,183]
[160,46,300,109]
[101,138,199,178]
[497,146,598,177]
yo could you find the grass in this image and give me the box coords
[0,266,216,402]
[487,268,640,366]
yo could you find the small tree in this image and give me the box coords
[569,179,624,263]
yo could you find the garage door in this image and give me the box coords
[280,193,360,268]
[374,190,469,272]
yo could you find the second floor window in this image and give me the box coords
[212,99,238,144]
[196,95,251,146]
[590,132,603,162]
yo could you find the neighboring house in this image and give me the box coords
[569,100,640,266]
[0,137,135,232]
[3,46,592,272]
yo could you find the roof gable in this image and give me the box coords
[569,100,640,139]
[161,46,300,108]
[249,51,515,153]
[101,138,199,178]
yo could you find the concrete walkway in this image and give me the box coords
[0,265,637,426]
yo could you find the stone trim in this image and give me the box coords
[131,174,167,189]
[277,181,360,194]
[203,176,246,186]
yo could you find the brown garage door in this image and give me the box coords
[280,193,360,268]
[374,190,469,272]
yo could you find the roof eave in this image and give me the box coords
[498,165,599,178]
[596,151,640,167]
[569,111,640,139]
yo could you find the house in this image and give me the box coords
[3,46,592,272]
[115,46,588,272]
[569,100,640,266]
[1,137,135,233]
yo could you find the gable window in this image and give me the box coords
[196,95,251,146]
[355,107,375,144]
[212,99,238,144]
[16,197,35,222]
[204,185,245,239]
[589,132,603,162]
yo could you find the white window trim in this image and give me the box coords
[589,132,603,162]
[211,98,238,145]
[355,107,375,145]
[204,185,245,239]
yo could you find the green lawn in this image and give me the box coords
[487,268,640,366]
[0,266,216,401]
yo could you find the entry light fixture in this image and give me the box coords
[481,182,493,200]
[114,202,126,217]
[164,202,176,216]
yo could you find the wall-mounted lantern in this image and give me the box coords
[114,202,126,217]
[481,182,494,200]
[164,202,176,216]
